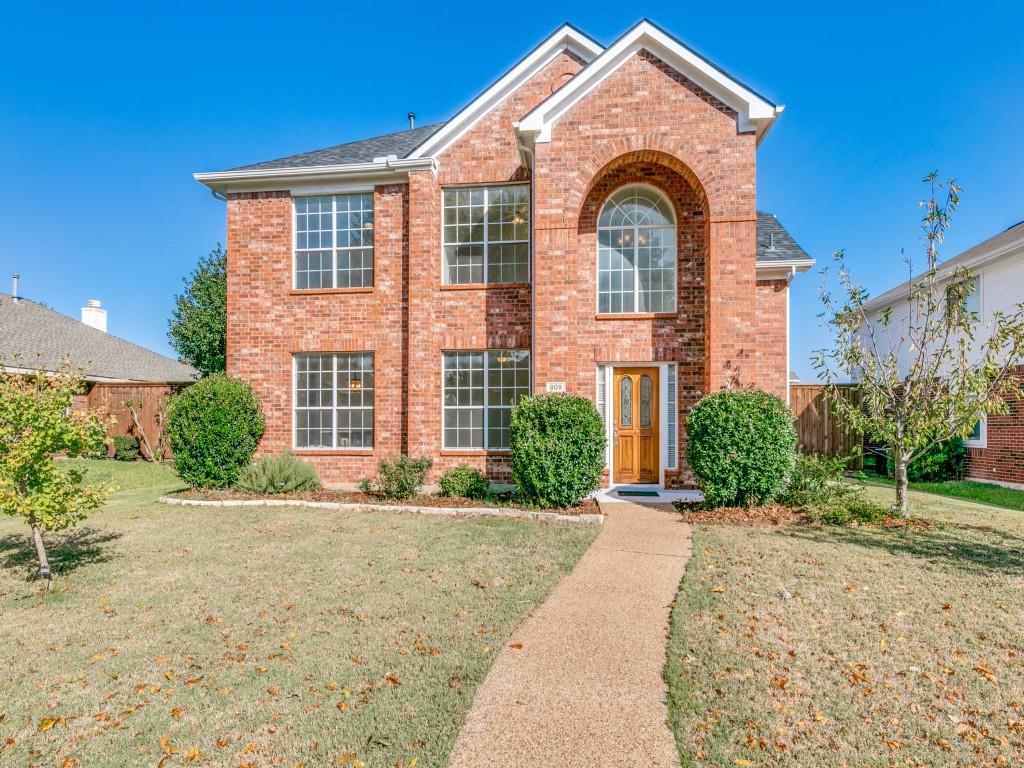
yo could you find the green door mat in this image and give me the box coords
[617,490,660,497]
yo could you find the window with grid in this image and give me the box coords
[442,185,529,285]
[294,353,374,448]
[597,185,677,313]
[442,350,530,449]
[294,193,374,289]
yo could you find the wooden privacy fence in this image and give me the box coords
[790,384,863,469]
[86,382,190,459]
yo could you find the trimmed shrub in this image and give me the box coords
[510,394,605,508]
[686,388,797,507]
[887,437,966,482]
[165,374,265,488]
[360,455,432,500]
[235,452,321,494]
[438,465,491,500]
[112,435,140,461]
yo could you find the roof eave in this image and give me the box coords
[755,259,815,279]
[193,156,438,195]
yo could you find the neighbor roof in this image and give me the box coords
[229,123,446,172]
[756,212,813,266]
[861,219,1024,313]
[0,294,199,383]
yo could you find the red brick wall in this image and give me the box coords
[966,366,1024,486]
[224,47,789,487]
[225,186,409,484]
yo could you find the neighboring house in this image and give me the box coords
[861,220,1024,488]
[0,286,198,452]
[195,19,813,488]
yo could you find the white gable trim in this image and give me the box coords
[515,20,782,145]
[405,24,603,160]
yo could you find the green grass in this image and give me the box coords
[865,475,1024,512]
[0,460,597,767]
[666,485,1024,767]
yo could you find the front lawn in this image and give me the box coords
[666,485,1023,766]
[865,475,1024,512]
[0,460,597,768]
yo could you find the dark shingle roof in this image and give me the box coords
[0,294,199,383]
[229,123,446,172]
[756,211,812,264]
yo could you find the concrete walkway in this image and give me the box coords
[447,501,692,768]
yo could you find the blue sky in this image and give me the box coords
[2,2,1022,380]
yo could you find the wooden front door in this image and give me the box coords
[613,367,659,483]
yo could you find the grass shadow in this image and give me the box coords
[781,520,1024,577]
[0,527,122,581]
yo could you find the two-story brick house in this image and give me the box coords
[196,20,813,488]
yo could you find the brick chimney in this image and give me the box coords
[81,299,107,332]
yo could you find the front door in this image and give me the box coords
[613,367,659,484]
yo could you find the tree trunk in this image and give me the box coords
[31,524,53,592]
[894,454,911,519]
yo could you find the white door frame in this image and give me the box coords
[600,362,670,488]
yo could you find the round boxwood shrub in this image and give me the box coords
[165,374,265,488]
[686,388,796,507]
[438,465,491,500]
[510,393,605,508]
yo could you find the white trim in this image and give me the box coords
[406,24,603,160]
[965,414,987,449]
[516,20,781,146]
[755,259,815,279]
[193,157,437,195]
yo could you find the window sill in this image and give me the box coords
[595,312,677,320]
[439,283,530,291]
[440,449,511,457]
[289,288,374,296]
[293,449,374,456]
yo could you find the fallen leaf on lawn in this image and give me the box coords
[60,758,79,768]
[936,738,952,751]
[408,759,418,768]
[159,735,178,755]
[267,686,280,696]
[711,586,726,593]
[170,708,184,720]
[470,579,488,589]
[734,760,754,766]
[338,754,365,767]
[975,664,998,684]
[164,670,174,681]
[385,673,400,686]
[509,643,523,650]
[771,677,788,690]
[216,737,231,748]
[182,746,203,761]
[37,717,59,732]
[481,646,490,654]
[157,757,172,768]
[336,701,348,712]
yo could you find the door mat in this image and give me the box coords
[617,490,660,497]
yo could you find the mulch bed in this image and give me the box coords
[170,488,600,517]
[672,501,934,531]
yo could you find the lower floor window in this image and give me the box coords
[294,352,374,448]
[443,350,530,449]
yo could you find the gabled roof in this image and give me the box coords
[756,211,813,267]
[516,19,782,145]
[860,219,1024,313]
[405,23,603,159]
[228,123,445,172]
[0,294,199,383]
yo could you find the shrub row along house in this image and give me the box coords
[862,220,1024,488]
[195,19,813,488]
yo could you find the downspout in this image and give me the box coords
[516,136,536,395]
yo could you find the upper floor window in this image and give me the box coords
[597,185,677,314]
[442,185,529,285]
[294,193,374,290]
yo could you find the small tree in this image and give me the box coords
[815,174,1024,516]
[0,367,114,591]
[168,245,227,376]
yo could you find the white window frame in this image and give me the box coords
[965,414,987,449]
[292,189,375,290]
[440,183,531,286]
[595,184,677,315]
[292,352,375,450]
[441,350,531,450]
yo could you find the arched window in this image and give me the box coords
[597,185,677,314]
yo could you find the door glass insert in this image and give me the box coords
[640,375,652,427]
[619,377,632,427]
